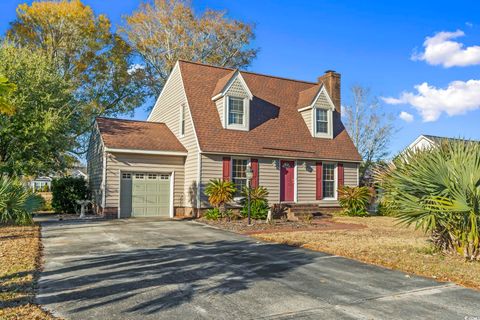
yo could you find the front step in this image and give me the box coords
[284,203,339,220]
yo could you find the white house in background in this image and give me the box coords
[406,134,474,153]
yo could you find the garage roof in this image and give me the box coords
[96,117,187,154]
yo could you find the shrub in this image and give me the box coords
[204,179,236,214]
[0,175,42,225]
[204,208,221,220]
[375,140,480,260]
[240,186,269,220]
[338,186,372,216]
[51,177,89,213]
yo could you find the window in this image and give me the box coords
[228,97,244,125]
[122,173,131,179]
[180,103,186,136]
[316,109,329,134]
[135,173,145,180]
[148,173,157,180]
[232,158,248,195]
[322,163,336,199]
[160,174,170,180]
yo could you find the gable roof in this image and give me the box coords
[178,60,361,162]
[96,117,187,153]
[297,84,322,109]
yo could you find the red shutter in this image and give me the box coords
[251,159,259,188]
[316,162,323,200]
[222,157,231,181]
[338,163,344,188]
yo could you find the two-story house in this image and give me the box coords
[87,60,361,218]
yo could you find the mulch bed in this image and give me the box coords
[198,217,366,235]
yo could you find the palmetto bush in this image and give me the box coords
[0,175,42,225]
[204,179,236,214]
[338,186,372,216]
[376,140,480,260]
[241,186,269,219]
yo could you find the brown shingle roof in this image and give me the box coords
[179,60,361,162]
[96,117,187,153]
[297,84,321,109]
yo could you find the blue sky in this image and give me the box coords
[1,0,480,155]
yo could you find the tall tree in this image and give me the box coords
[121,0,258,101]
[0,74,16,116]
[343,85,396,183]
[7,0,146,152]
[0,43,76,176]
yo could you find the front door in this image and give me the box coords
[280,160,295,202]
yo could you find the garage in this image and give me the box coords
[120,172,172,218]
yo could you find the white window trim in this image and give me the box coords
[313,108,333,139]
[225,96,250,131]
[179,103,186,137]
[230,157,251,194]
[322,162,338,200]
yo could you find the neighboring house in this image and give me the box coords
[87,60,361,219]
[405,134,474,153]
[30,176,52,192]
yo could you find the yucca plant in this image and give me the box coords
[0,175,42,225]
[338,186,372,216]
[204,179,236,214]
[241,186,269,219]
[375,140,480,260]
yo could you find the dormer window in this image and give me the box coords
[228,97,245,125]
[315,109,328,134]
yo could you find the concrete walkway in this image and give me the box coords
[37,219,480,319]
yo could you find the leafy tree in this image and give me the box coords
[0,74,16,116]
[121,0,258,102]
[7,0,146,152]
[0,43,76,176]
[51,177,89,213]
[342,85,396,184]
[376,140,480,260]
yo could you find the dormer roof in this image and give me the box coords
[211,69,253,101]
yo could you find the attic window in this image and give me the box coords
[228,97,245,126]
[316,109,328,134]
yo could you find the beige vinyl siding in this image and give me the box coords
[314,90,332,109]
[300,109,313,134]
[105,152,185,208]
[148,63,200,208]
[215,98,225,127]
[200,154,223,206]
[258,158,280,204]
[344,162,359,187]
[86,126,104,208]
[297,160,316,203]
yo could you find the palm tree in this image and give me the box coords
[204,179,236,214]
[0,74,16,115]
[376,140,480,260]
[0,175,42,225]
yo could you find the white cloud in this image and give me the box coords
[382,80,480,122]
[399,111,414,122]
[127,63,145,75]
[412,30,480,67]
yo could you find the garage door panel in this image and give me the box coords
[123,172,171,218]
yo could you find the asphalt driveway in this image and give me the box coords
[37,219,480,319]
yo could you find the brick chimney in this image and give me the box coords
[318,70,341,113]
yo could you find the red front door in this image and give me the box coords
[280,160,295,202]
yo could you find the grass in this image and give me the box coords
[0,224,55,320]
[253,216,480,290]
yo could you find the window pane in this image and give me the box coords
[316,109,328,134]
[232,159,247,195]
[322,163,336,198]
[228,97,244,125]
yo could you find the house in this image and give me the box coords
[87,60,361,219]
[30,176,52,192]
[29,161,87,192]
[405,134,475,153]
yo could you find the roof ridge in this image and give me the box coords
[96,116,166,125]
[178,59,318,85]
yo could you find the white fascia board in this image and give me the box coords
[200,151,362,163]
[104,148,187,156]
